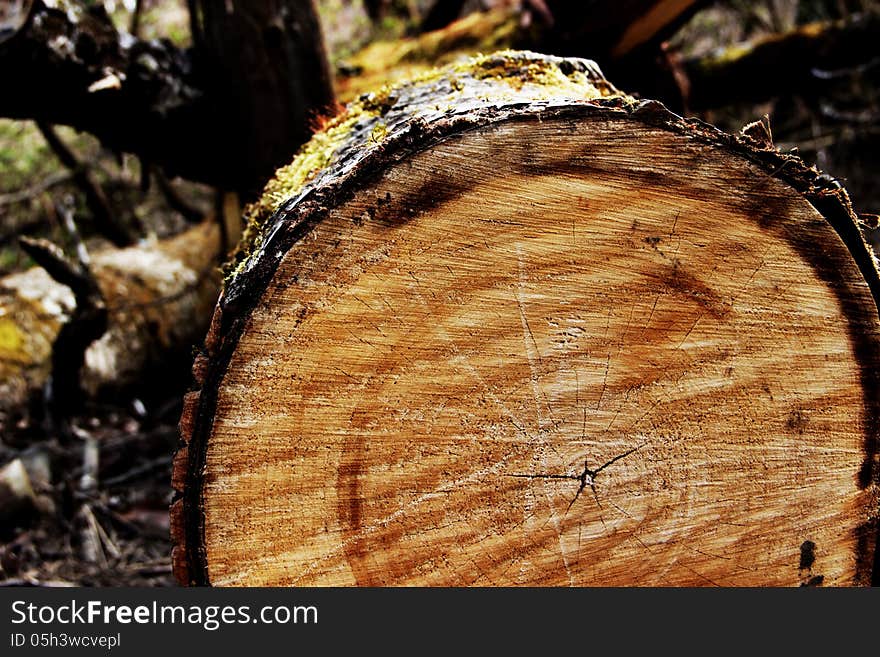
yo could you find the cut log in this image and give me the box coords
[173,51,880,586]
[0,222,221,416]
[336,1,708,102]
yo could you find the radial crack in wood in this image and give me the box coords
[173,51,880,587]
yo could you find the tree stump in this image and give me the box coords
[172,51,880,586]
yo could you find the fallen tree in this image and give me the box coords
[0,221,221,416]
[684,10,880,111]
[337,5,880,117]
[172,51,880,586]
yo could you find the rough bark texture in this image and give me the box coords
[172,51,879,587]
[0,222,221,417]
[0,0,334,195]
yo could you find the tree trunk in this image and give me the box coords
[172,52,880,586]
[188,0,335,198]
[0,222,221,417]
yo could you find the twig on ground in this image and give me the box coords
[0,171,72,207]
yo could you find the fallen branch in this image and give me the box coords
[0,1,208,183]
[19,232,106,436]
[336,1,709,102]
[1,0,335,196]
[0,171,72,208]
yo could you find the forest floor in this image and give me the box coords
[0,123,208,587]
[0,372,191,586]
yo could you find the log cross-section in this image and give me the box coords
[172,51,880,587]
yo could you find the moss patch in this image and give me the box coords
[227,50,625,285]
[227,97,391,279]
[0,318,24,358]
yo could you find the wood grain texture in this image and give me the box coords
[172,53,880,586]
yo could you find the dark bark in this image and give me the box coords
[0,0,334,197]
[189,0,335,199]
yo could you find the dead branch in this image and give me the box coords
[37,122,134,247]
[2,0,335,197]
[0,171,72,208]
[19,208,108,436]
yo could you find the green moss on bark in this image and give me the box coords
[226,50,625,284]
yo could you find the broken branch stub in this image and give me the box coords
[173,51,880,587]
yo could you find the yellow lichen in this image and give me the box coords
[369,123,388,144]
[0,318,23,356]
[466,55,615,98]
[228,87,400,280]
